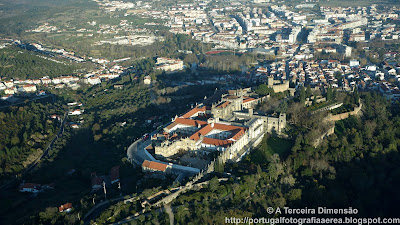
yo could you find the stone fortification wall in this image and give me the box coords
[325,101,362,122]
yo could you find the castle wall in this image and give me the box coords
[155,138,197,158]
[324,101,362,122]
[271,80,290,93]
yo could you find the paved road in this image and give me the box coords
[82,195,136,224]
[127,138,154,166]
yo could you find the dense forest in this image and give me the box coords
[0,101,64,178]
[0,47,76,79]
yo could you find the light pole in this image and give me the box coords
[118,182,122,197]
[102,181,107,201]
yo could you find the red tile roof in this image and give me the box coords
[189,122,247,145]
[19,183,40,190]
[167,118,208,130]
[189,123,214,140]
[217,101,231,108]
[202,137,233,147]
[142,160,168,172]
[59,203,72,212]
[111,166,120,182]
[213,123,245,132]
[243,97,256,103]
[91,177,103,186]
[181,106,207,118]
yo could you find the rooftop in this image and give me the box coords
[142,160,169,172]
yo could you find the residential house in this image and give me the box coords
[91,173,103,191]
[41,78,52,85]
[110,166,120,184]
[87,76,101,85]
[3,80,13,88]
[19,183,41,193]
[68,109,84,116]
[37,91,46,96]
[4,87,17,95]
[1,94,13,101]
[0,82,6,90]
[59,203,73,213]
[18,84,37,93]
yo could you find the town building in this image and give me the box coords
[155,57,184,72]
[142,160,172,173]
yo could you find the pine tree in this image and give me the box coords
[306,85,312,98]
[299,86,306,104]
[327,85,333,101]
[353,86,359,105]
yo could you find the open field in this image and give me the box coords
[250,136,293,165]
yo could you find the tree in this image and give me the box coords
[10,136,20,145]
[255,84,274,96]
[268,154,284,181]
[39,207,59,224]
[214,160,224,173]
[306,85,312,98]
[299,86,306,104]
[287,189,302,201]
[208,176,220,192]
[353,86,359,105]
[291,134,303,153]
[353,132,363,150]
[92,123,101,134]
[326,85,333,101]
[277,101,288,113]
[281,174,296,187]
[183,54,199,64]
[176,205,188,223]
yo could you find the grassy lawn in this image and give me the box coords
[250,136,293,165]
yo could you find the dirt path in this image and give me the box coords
[164,204,174,225]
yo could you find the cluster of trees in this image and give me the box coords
[0,47,76,79]
[0,102,63,178]
[298,84,318,104]
[161,33,212,55]
[255,83,274,96]
[201,54,255,72]
[331,87,360,115]
[313,51,344,61]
